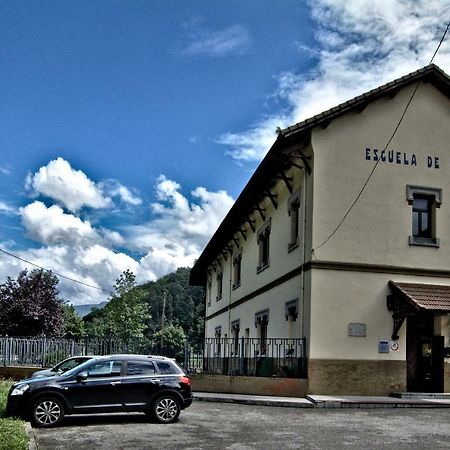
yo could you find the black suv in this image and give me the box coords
[7,355,193,427]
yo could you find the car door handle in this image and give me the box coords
[110,381,121,386]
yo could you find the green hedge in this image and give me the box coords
[0,379,28,450]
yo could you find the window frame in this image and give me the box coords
[256,219,271,273]
[232,250,242,290]
[216,270,223,301]
[287,189,301,252]
[406,185,441,247]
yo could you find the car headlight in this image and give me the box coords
[11,384,30,396]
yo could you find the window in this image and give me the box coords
[207,275,212,307]
[285,299,298,341]
[232,251,242,289]
[231,320,240,355]
[126,360,156,376]
[215,326,222,355]
[257,219,271,273]
[216,271,223,300]
[255,309,269,355]
[288,190,301,251]
[155,361,181,375]
[407,185,441,247]
[87,360,122,378]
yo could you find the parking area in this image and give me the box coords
[31,401,450,449]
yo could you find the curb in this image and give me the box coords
[194,393,450,409]
[24,423,38,450]
[194,393,314,408]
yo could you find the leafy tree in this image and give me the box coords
[152,324,186,349]
[103,270,150,341]
[83,306,108,338]
[0,269,64,336]
[63,304,86,339]
[152,324,186,358]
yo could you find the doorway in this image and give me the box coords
[406,313,444,392]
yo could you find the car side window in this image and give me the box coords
[87,361,122,378]
[155,361,177,375]
[126,361,156,376]
[59,358,84,372]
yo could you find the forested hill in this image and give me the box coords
[139,267,205,343]
[83,267,205,344]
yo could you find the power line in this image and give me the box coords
[0,247,111,294]
[313,21,450,253]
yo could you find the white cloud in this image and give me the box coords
[0,201,16,215]
[219,0,450,161]
[183,24,251,57]
[128,175,234,282]
[0,172,233,305]
[0,165,12,175]
[26,157,112,212]
[99,179,142,206]
[20,201,100,246]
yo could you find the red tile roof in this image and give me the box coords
[389,281,450,311]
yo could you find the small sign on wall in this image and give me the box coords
[348,323,367,337]
[378,340,390,353]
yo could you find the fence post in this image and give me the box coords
[184,340,189,371]
[4,337,11,366]
[239,336,245,375]
[42,337,47,368]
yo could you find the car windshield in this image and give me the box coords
[61,359,97,378]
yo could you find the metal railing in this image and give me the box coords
[1,336,307,379]
[0,336,181,368]
[185,337,307,378]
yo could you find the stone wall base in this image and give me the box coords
[308,359,407,396]
[191,374,308,397]
[0,366,40,380]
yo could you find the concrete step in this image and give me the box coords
[391,392,450,399]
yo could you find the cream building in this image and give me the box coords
[190,65,450,395]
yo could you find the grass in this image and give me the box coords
[0,379,29,450]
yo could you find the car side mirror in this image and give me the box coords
[76,371,88,383]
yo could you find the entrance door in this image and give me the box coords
[407,314,444,393]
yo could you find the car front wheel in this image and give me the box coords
[31,397,65,428]
[152,395,180,424]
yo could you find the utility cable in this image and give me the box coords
[0,247,111,294]
[312,21,450,253]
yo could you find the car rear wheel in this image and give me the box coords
[151,395,180,424]
[31,397,64,428]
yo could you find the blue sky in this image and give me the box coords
[1,0,449,304]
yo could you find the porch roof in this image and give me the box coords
[388,281,450,312]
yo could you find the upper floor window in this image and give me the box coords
[288,190,301,251]
[407,185,441,247]
[216,271,223,300]
[232,251,242,289]
[257,219,271,273]
[207,276,212,307]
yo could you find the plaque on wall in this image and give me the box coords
[348,323,367,337]
[378,340,390,353]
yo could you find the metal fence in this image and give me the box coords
[185,337,307,378]
[1,336,307,379]
[0,336,181,368]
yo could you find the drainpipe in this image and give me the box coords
[228,251,233,335]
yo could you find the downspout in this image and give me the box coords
[228,251,233,335]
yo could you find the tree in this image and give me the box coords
[103,270,150,341]
[0,269,64,336]
[152,324,186,350]
[63,304,86,339]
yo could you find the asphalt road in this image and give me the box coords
[32,402,450,450]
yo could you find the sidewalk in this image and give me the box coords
[194,392,450,409]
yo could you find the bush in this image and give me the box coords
[0,379,28,450]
